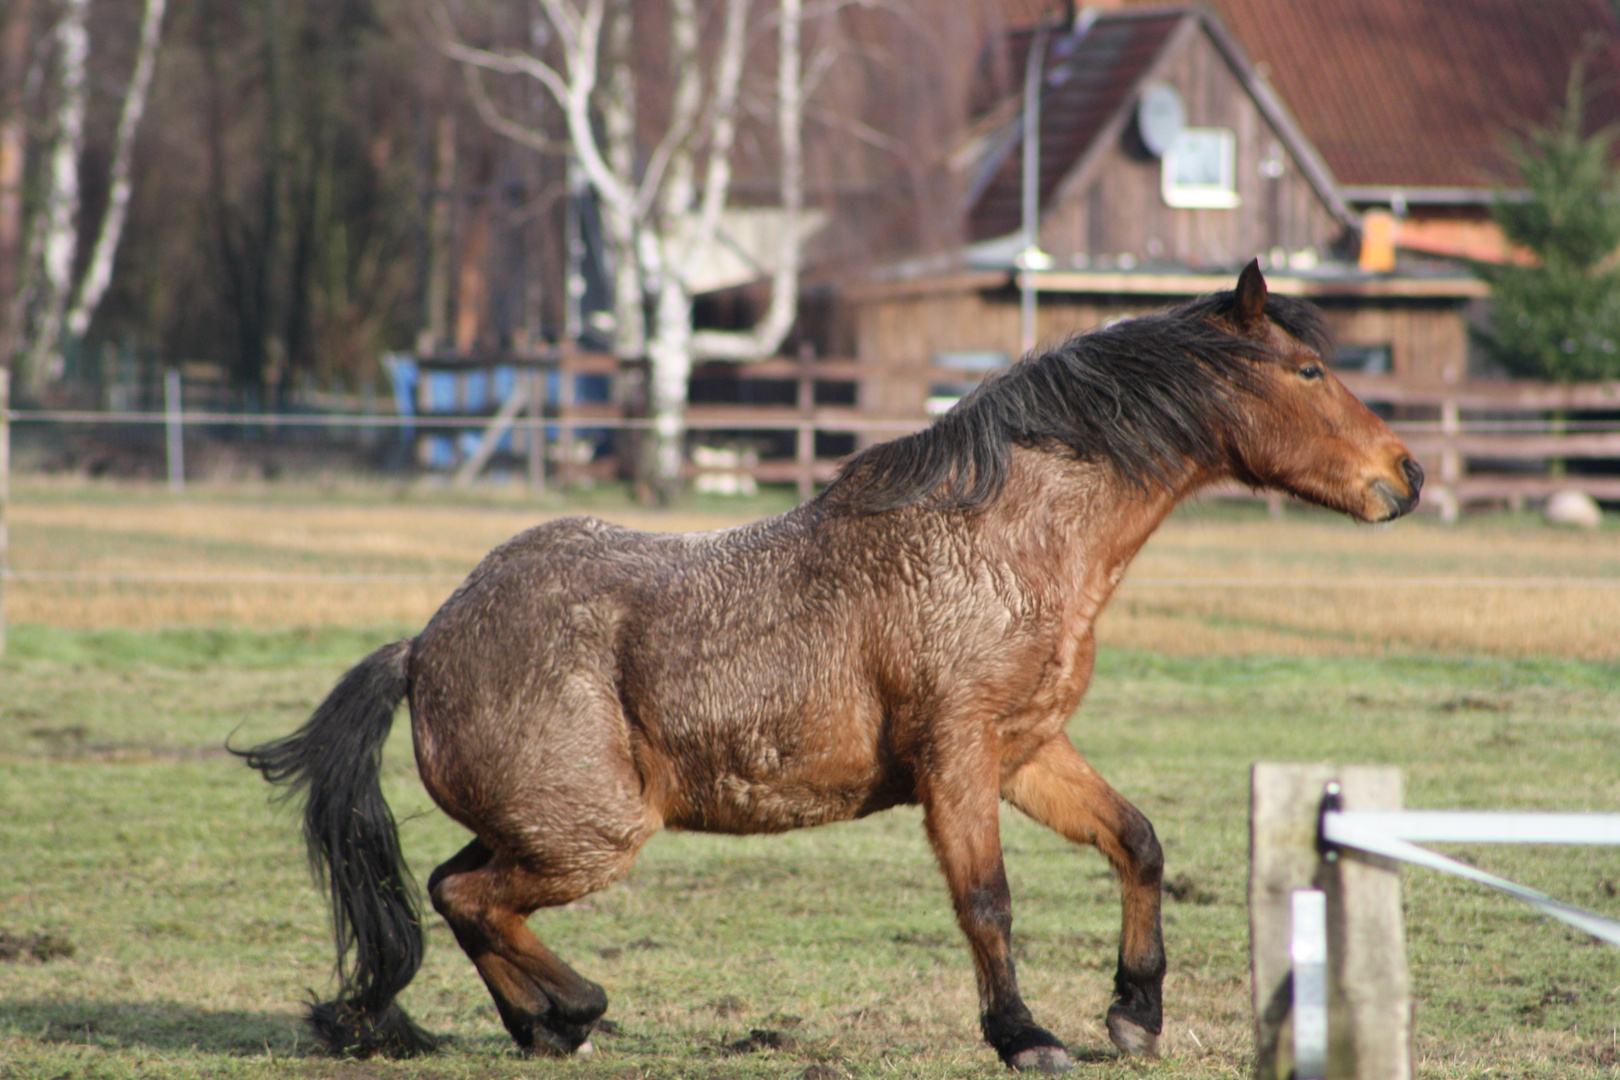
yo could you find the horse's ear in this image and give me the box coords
[1234,259,1267,332]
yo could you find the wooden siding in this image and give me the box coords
[1316,300,1469,383]
[1038,26,1344,267]
[851,285,1471,394]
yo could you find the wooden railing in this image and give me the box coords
[1336,374,1620,521]
[673,364,1620,515]
[428,351,1620,515]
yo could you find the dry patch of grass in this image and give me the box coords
[6,481,1619,657]
[7,486,768,630]
[1103,510,1620,659]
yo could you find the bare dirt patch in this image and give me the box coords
[0,930,75,963]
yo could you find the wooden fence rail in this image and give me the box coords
[650,363,1620,514]
[10,350,1619,516]
[1337,374,1620,520]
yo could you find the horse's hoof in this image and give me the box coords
[1007,1045,1074,1073]
[573,1039,595,1060]
[1106,1013,1159,1059]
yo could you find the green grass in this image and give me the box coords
[1,627,1617,1079]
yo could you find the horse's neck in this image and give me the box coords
[984,448,1195,623]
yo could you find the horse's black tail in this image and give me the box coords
[234,639,439,1058]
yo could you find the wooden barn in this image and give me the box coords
[845,4,1487,424]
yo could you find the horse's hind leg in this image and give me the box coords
[1003,737,1165,1058]
[428,839,619,1056]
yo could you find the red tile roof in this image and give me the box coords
[1134,0,1620,191]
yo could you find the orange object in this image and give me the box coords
[1359,209,1398,273]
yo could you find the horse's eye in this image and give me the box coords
[1298,363,1325,381]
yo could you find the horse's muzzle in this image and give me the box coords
[1372,456,1424,520]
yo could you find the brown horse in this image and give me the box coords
[239,263,1420,1072]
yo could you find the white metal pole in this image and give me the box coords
[1291,889,1329,1080]
[1018,26,1048,358]
[164,366,183,491]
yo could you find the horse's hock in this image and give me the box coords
[1249,764,1411,1080]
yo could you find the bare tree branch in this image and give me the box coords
[692,0,801,361]
[457,62,563,156]
[439,0,633,217]
[685,0,749,270]
[635,0,724,224]
[437,33,568,104]
[533,0,581,60]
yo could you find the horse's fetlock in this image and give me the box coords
[1108,969,1163,1035]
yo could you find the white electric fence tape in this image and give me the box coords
[1321,811,1620,946]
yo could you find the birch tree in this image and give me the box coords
[18,0,165,395]
[20,0,89,393]
[444,0,806,499]
[65,0,166,340]
[0,0,36,375]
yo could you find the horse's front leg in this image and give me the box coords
[919,752,1074,1073]
[1003,736,1165,1058]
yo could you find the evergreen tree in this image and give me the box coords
[1474,65,1620,382]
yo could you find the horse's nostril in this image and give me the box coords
[1401,456,1424,496]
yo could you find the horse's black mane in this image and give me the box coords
[822,289,1332,514]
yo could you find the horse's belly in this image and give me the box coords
[657,722,905,834]
[670,774,892,834]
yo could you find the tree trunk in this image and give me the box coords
[646,275,693,503]
[21,0,89,395]
[689,0,801,362]
[424,112,455,350]
[444,0,807,503]
[0,0,35,375]
[601,0,643,361]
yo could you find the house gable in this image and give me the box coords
[967,6,1353,270]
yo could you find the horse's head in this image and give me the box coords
[1218,262,1423,522]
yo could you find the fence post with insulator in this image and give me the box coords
[1249,763,1412,1080]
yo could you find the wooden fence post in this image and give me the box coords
[1250,763,1411,1080]
[0,366,8,657]
[1437,397,1460,524]
[527,364,545,494]
[558,346,577,490]
[164,366,185,492]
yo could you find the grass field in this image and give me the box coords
[7,477,1620,658]
[2,480,1618,1079]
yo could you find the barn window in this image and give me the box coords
[1333,344,1392,375]
[1162,128,1240,209]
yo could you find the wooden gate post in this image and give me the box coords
[1250,764,1411,1080]
[0,366,8,657]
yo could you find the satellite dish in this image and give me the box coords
[1137,83,1185,158]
